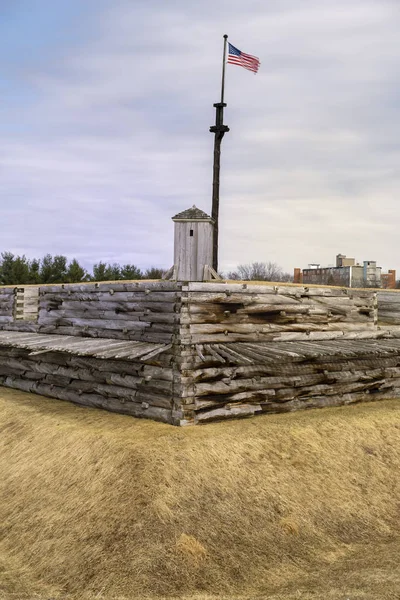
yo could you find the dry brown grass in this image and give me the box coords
[0,389,399,600]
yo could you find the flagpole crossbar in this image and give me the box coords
[210,103,229,136]
[209,124,229,135]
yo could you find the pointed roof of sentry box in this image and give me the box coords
[172,205,214,222]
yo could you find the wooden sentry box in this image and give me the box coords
[171,206,214,282]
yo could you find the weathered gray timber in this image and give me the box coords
[0,342,180,424]
[177,339,400,423]
[377,291,400,325]
[0,281,399,425]
[33,283,181,342]
[175,282,400,423]
[0,288,15,321]
[172,207,214,281]
[15,287,39,321]
[0,331,170,360]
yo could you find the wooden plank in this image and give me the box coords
[139,344,173,362]
[39,309,142,321]
[40,291,181,303]
[183,293,296,305]
[0,331,172,361]
[185,282,373,297]
[194,403,263,423]
[90,341,148,359]
[185,283,280,294]
[1,377,175,423]
[184,329,392,344]
[180,311,373,327]
[38,316,152,330]
[0,316,14,323]
[0,299,15,306]
[0,322,38,332]
[40,281,181,293]
[41,300,177,313]
[184,322,375,335]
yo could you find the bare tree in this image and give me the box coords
[279,271,294,283]
[226,261,293,282]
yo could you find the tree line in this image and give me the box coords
[0,252,293,285]
[0,252,165,285]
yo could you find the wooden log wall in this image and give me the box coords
[0,281,399,426]
[177,283,400,424]
[0,287,40,333]
[180,283,378,344]
[0,282,398,341]
[0,345,182,424]
[0,288,15,325]
[36,282,182,343]
[178,340,400,424]
[377,291,400,326]
[15,287,39,321]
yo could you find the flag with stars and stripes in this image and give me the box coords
[227,42,260,73]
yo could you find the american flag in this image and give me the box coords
[227,42,260,74]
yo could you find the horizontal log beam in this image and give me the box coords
[36,325,174,344]
[1,376,177,423]
[40,281,181,293]
[184,282,374,297]
[40,300,178,313]
[40,291,181,303]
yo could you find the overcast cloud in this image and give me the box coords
[1,0,400,275]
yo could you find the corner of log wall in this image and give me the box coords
[0,281,400,425]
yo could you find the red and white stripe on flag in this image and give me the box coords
[227,43,260,73]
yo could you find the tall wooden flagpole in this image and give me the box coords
[210,34,230,273]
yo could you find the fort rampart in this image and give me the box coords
[0,281,400,424]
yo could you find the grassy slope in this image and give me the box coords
[0,389,399,600]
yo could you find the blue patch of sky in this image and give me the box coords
[0,0,104,62]
[0,1,107,124]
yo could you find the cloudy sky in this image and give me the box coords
[1,0,400,276]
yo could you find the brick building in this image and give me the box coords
[294,254,396,289]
